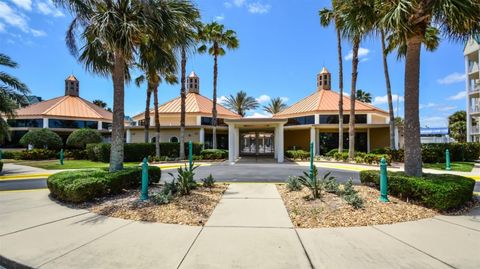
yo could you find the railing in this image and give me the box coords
[468,62,479,73]
[471,126,480,134]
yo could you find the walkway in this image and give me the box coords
[1,185,479,268]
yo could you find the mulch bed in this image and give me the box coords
[81,184,228,226]
[277,184,439,228]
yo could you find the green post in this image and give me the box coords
[188,141,193,171]
[309,142,314,180]
[59,149,64,165]
[445,149,451,171]
[379,157,389,202]
[0,149,2,160]
[140,157,149,201]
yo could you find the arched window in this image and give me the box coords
[170,136,179,143]
[151,137,156,143]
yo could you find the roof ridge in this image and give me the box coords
[78,97,105,118]
[316,89,325,110]
[42,96,69,115]
[338,91,389,114]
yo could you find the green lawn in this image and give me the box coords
[8,160,140,170]
[423,162,475,172]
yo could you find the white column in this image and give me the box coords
[277,124,284,163]
[98,121,102,130]
[367,128,371,153]
[394,126,399,150]
[315,129,320,155]
[126,129,132,143]
[196,116,202,125]
[310,126,316,156]
[199,128,205,144]
[228,124,235,164]
[43,118,48,128]
[314,114,319,124]
[367,114,372,124]
[466,56,472,142]
[234,127,240,158]
[274,126,279,159]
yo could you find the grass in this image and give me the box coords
[423,162,475,172]
[7,159,140,170]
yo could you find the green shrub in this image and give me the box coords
[1,150,18,159]
[286,176,303,191]
[66,129,102,149]
[325,149,348,157]
[286,150,310,160]
[64,149,88,160]
[297,166,322,199]
[360,170,475,210]
[421,143,480,163]
[200,149,228,159]
[151,191,172,205]
[343,193,364,209]
[333,152,349,161]
[201,174,216,188]
[0,161,3,173]
[20,129,63,149]
[15,149,58,160]
[323,172,339,193]
[47,166,161,203]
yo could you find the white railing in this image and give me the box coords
[471,126,480,134]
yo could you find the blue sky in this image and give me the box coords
[0,0,469,127]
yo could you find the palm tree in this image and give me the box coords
[338,0,376,159]
[222,91,259,117]
[92,99,112,112]
[380,0,480,176]
[263,97,287,114]
[356,89,372,103]
[198,22,239,149]
[134,76,152,143]
[320,0,345,153]
[55,0,187,171]
[0,53,30,142]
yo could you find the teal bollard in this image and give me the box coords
[379,157,389,202]
[0,149,2,160]
[140,157,149,201]
[309,142,314,180]
[59,149,64,165]
[188,141,193,171]
[445,149,451,171]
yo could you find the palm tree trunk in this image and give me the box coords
[179,47,187,159]
[348,35,360,160]
[404,36,423,176]
[212,46,218,149]
[153,83,160,157]
[337,27,344,153]
[144,87,152,143]
[109,51,125,172]
[381,30,396,149]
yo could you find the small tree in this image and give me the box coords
[66,128,102,149]
[20,129,63,149]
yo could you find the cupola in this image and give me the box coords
[187,71,200,94]
[316,67,331,91]
[65,75,79,96]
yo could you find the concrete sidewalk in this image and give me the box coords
[1,185,479,268]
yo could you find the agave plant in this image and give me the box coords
[297,165,322,199]
[168,164,198,195]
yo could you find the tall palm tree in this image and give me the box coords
[356,89,372,103]
[222,91,259,117]
[380,0,480,176]
[338,0,376,159]
[55,0,187,171]
[198,22,239,149]
[134,76,153,143]
[0,53,30,142]
[320,0,345,153]
[263,97,287,114]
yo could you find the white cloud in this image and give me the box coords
[36,1,64,17]
[10,0,32,11]
[30,28,45,36]
[421,116,448,127]
[345,47,370,61]
[245,112,272,118]
[437,105,457,112]
[217,95,228,104]
[372,94,404,105]
[214,14,225,21]
[280,96,289,103]
[437,72,466,85]
[247,2,271,14]
[0,2,46,36]
[255,94,271,103]
[419,102,437,109]
[224,0,245,8]
[0,22,5,32]
[447,90,466,100]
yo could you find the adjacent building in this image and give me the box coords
[4,75,113,147]
[464,37,480,142]
[130,68,391,163]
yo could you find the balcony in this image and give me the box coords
[468,62,479,75]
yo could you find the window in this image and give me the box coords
[170,136,179,143]
[201,117,226,126]
[102,122,112,130]
[319,114,367,124]
[7,119,43,128]
[49,119,98,129]
[286,115,315,126]
[318,132,367,154]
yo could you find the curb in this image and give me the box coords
[0,255,33,269]
[0,174,52,181]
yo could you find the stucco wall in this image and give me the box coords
[129,128,200,143]
[371,114,387,124]
[370,127,390,150]
[150,115,197,126]
[284,129,310,151]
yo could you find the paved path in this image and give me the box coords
[1,185,479,268]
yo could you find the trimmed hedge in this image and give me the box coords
[14,149,58,160]
[86,142,204,162]
[421,143,480,163]
[200,149,228,159]
[66,129,102,149]
[360,170,475,210]
[47,166,161,203]
[285,150,310,160]
[19,129,63,150]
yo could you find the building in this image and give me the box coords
[420,128,453,144]
[130,68,391,163]
[464,36,480,142]
[4,75,113,147]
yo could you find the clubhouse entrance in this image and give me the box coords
[240,131,275,156]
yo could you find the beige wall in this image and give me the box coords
[284,129,310,151]
[150,115,197,126]
[130,128,200,143]
[371,114,387,124]
[370,127,389,150]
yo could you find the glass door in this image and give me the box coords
[240,131,274,156]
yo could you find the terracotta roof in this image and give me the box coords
[66,75,78,81]
[188,71,199,78]
[320,67,330,74]
[15,96,113,121]
[133,93,241,119]
[274,89,388,118]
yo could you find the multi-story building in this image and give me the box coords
[464,37,480,142]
